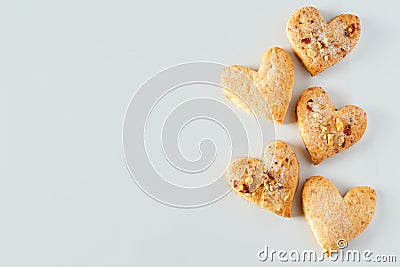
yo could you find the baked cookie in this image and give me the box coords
[221,47,294,124]
[287,6,361,76]
[226,140,299,217]
[296,87,367,165]
[302,176,376,255]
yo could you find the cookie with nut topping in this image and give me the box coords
[296,87,367,165]
[287,6,361,76]
[225,140,299,218]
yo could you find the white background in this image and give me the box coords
[1,0,399,266]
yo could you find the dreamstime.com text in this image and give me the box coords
[258,244,397,263]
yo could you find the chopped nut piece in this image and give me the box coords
[336,118,344,132]
[344,125,352,136]
[322,38,329,47]
[307,49,317,58]
[317,41,323,49]
[244,177,253,185]
[321,126,328,133]
[327,133,334,148]
[345,24,356,37]
[269,184,274,191]
[301,37,311,44]
[324,55,329,61]
[263,180,269,188]
[233,180,238,187]
[237,183,244,192]
[284,195,289,202]
[312,112,322,119]
[307,99,314,111]
[320,48,325,53]
[338,136,345,146]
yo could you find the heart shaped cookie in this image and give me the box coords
[221,47,294,124]
[226,140,299,217]
[287,6,360,76]
[302,176,376,255]
[296,87,367,165]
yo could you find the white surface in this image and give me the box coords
[1,0,399,266]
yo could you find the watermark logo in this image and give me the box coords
[257,239,397,263]
[123,62,275,208]
[336,238,348,249]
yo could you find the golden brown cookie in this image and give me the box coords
[302,176,376,255]
[221,47,294,124]
[287,6,361,76]
[225,140,299,217]
[296,87,367,165]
